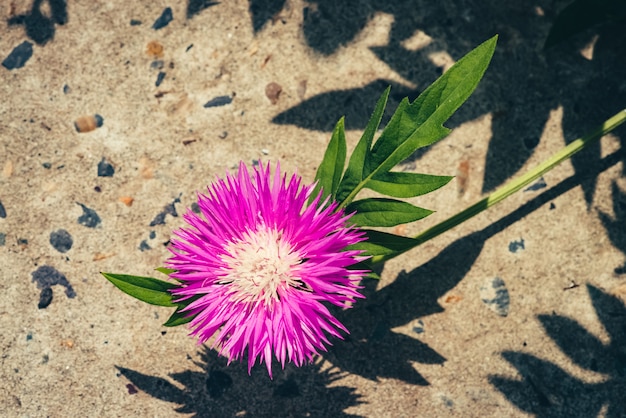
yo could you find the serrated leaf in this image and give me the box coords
[101,272,177,307]
[336,87,390,203]
[366,172,453,198]
[348,230,420,257]
[310,117,347,203]
[346,198,433,227]
[367,36,497,176]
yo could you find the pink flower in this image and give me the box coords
[167,161,368,377]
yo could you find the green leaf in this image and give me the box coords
[310,117,347,203]
[367,36,497,176]
[155,267,176,275]
[346,198,433,227]
[336,87,390,204]
[101,272,177,307]
[366,172,453,198]
[163,308,193,327]
[348,230,420,257]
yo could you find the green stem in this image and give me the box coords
[372,109,626,264]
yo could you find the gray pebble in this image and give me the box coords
[49,229,73,253]
[2,41,33,70]
[77,203,101,228]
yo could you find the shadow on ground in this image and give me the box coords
[489,285,626,417]
[268,0,625,202]
[118,346,362,418]
[327,148,625,384]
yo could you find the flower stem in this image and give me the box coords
[372,109,626,264]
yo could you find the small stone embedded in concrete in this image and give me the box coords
[524,177,547,192]
[204,95,232,108]
[139,240,151,251]
[126,384,138,394]
[31,265,76,309]
[152,7,173,30]
[191,202,201,214]
[150,60,164,70]
[413,319,425,334]
[508,238,525,253]
[130,19,142,26]
[42,162,52,169]
[149,196,180,226]
[97,157,115,177]
[74,114,104,133]
[155,71,166,87]
[49,229,73,253]
[0,233,6,246]
[0,199,6,218]
[2,41,33,70]
[549,202,556,210]
[480,277,510,317]
[38,287,53,309]
[149,230,156,239]
[77,203,102,228]
[265,82,283,104]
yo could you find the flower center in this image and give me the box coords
[220,226,304,305]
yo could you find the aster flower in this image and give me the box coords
[166,161,368,377]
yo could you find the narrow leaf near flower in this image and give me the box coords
[165,162,368,377]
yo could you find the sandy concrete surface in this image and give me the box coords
[1,1,625,417]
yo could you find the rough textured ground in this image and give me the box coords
[1,1,625,417]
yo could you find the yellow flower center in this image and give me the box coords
[219,226,304,305]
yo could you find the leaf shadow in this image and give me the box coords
[327,147,625,383]
[599,179,626,274]
[117,346,363,417]
[266,0,625,204]
[489,285,626,417]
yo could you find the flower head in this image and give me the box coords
[167,161,368,377]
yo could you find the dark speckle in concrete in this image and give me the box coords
[97,157,115,177]
[38,287,53,309]
[0,233,6,246]
[31,265,76,308]
[149,230,156,239]
[42,162,52,169]
[155,71,166,87]
[139,240,151,251]
[508,238,525,253]
[130,19,142,26]
[49,229,73,253]
[77,203,101,228]
[149,196,181,226]
[187,0,219,19]
[480,277,510,317]
[152,7,173,30]
[0,199,6,218]
[2,41,33,70]
[204,96,233,108]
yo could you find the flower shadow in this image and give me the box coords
[117,346,363,417]
[489,285,626,417]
